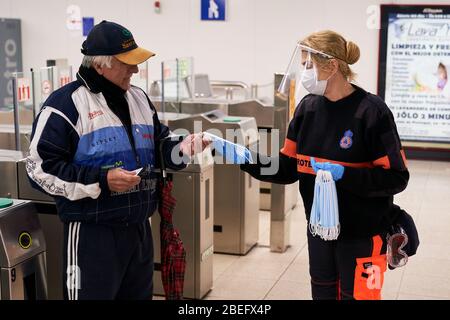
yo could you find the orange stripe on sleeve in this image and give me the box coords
[373,155,390,169]
[372,150,408,170]
[280,138,297,158]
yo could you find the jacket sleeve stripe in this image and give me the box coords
[372,155,390,169]
[26,107,101,201]
[280,138,297,158]
[372,150,408,170]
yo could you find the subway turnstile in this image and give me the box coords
[152,151,214,299]
[160,110,260,255]
[0,199,47,300]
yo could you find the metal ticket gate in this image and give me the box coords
[160,110,260,255]
[15,159,62,300]
[152,151,214,299]
[154,74,298,253]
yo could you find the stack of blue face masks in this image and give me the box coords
[309,170,340,241]
[204,132,254,164]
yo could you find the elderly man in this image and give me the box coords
[26,20,208,300]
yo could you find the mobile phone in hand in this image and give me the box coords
[134,167,151,178]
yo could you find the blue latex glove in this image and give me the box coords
[205,132,254,164]
[310,157,345,181]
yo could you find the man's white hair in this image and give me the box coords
[81,55,113,68]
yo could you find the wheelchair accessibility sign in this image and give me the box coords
[201,0,226,21]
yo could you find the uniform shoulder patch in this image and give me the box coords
[339,130,353,149]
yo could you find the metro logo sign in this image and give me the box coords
[0,19,23,109]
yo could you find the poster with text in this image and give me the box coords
[379,5,450,144]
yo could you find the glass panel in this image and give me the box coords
[177,57,194,100]
[161,57,194,103]
[161,58,179,102]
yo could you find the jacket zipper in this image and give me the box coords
[112,97,141,226]
[120,118,140,167]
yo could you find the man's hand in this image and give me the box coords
[179,133,211,156]
[107,168,141,192]
[310,157,345,181]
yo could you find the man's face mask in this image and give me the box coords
[278,43,335,99]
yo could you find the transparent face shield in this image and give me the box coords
[277,43,334,100]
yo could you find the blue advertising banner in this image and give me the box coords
[201,0,226,21]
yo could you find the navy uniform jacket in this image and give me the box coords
[243,85,409,239]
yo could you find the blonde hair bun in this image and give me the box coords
[301,30,359,81]
[346,41,360,65]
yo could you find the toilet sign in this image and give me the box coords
[201,0,226,21]
[17,77,31,102]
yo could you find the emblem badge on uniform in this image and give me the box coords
[340,130,353,149]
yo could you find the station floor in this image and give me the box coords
[201,159,450,300]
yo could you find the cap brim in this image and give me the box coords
[115,47,155,65]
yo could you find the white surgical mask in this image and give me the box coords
[301,67,329,96]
